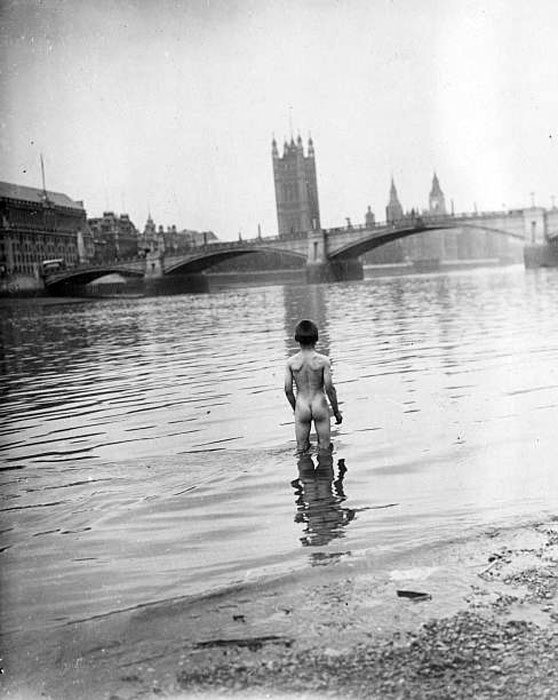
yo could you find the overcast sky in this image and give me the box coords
[1,0,557,239]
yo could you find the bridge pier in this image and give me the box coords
[144,249,209,293]
[144,274,209,295]
[144,250,164,279]
[306,228,363,283]
[305,258,363,283]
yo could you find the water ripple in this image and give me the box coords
[1,269,558,635]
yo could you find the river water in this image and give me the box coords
[1,265,557,638]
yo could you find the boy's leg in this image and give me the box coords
[314,413,331,453]
[294,405,311,453]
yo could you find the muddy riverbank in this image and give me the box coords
[3,517,558,699]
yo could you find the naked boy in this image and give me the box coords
[284,319,342,454]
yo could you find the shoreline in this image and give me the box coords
[0,295,97,307]
[3,516,558,698]
[0,260,525,303]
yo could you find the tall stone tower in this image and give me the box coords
[386,178,404,223]
[429,173,447,215]
[272,135,321,236]
[365,205,376,228]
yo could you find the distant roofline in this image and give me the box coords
[0,180,85,211]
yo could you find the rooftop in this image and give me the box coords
[0,181,85,211]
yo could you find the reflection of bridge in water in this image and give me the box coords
[45,208,554,293]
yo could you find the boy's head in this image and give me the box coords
[295,319,318,346]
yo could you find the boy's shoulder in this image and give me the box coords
[287,350,329,367]
[312,351,330,363]
[286,351,299,368]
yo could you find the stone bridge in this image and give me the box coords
[45,207,557,292]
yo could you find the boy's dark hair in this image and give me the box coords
[295,319,318,345]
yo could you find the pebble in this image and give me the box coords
[176,611,558,698]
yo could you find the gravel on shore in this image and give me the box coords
[176,611,558,699]
[3,519,558,699]
[173,519,558,699]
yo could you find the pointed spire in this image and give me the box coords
[429,171,447,215]
[308,133,314,157]
[386,177,403,223]
[430,171,442,197]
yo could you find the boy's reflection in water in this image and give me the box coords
[291,452,355,548]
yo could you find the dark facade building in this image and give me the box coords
[272,135,320,236]
[0,181,92,285]
[87,211,140,262]
[138,215,217,254]
[138,214,158,252]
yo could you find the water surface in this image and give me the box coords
[1,266,558,635]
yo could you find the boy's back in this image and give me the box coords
[284,321,341,454]
[287,349,329,399]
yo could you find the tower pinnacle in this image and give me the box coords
[272,130,320,236]
[386,178,403,223]
[429,172,447,215]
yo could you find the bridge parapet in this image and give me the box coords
[320,209,526,239]
[41,206,548,292]
[172,229,308,252]
[42,255,146,277]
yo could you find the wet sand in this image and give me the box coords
[3,516,558,699]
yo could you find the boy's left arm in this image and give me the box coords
[324,359,342,424]
[284,362,296,411]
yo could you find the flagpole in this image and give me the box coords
[40,153,48,199]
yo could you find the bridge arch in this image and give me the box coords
[164,245,307,275]
[45,266,144,293]
[330,221,524,261]
[454,222,525,240]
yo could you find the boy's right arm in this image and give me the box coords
[284,362,296,412]
[323,359,342,424]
